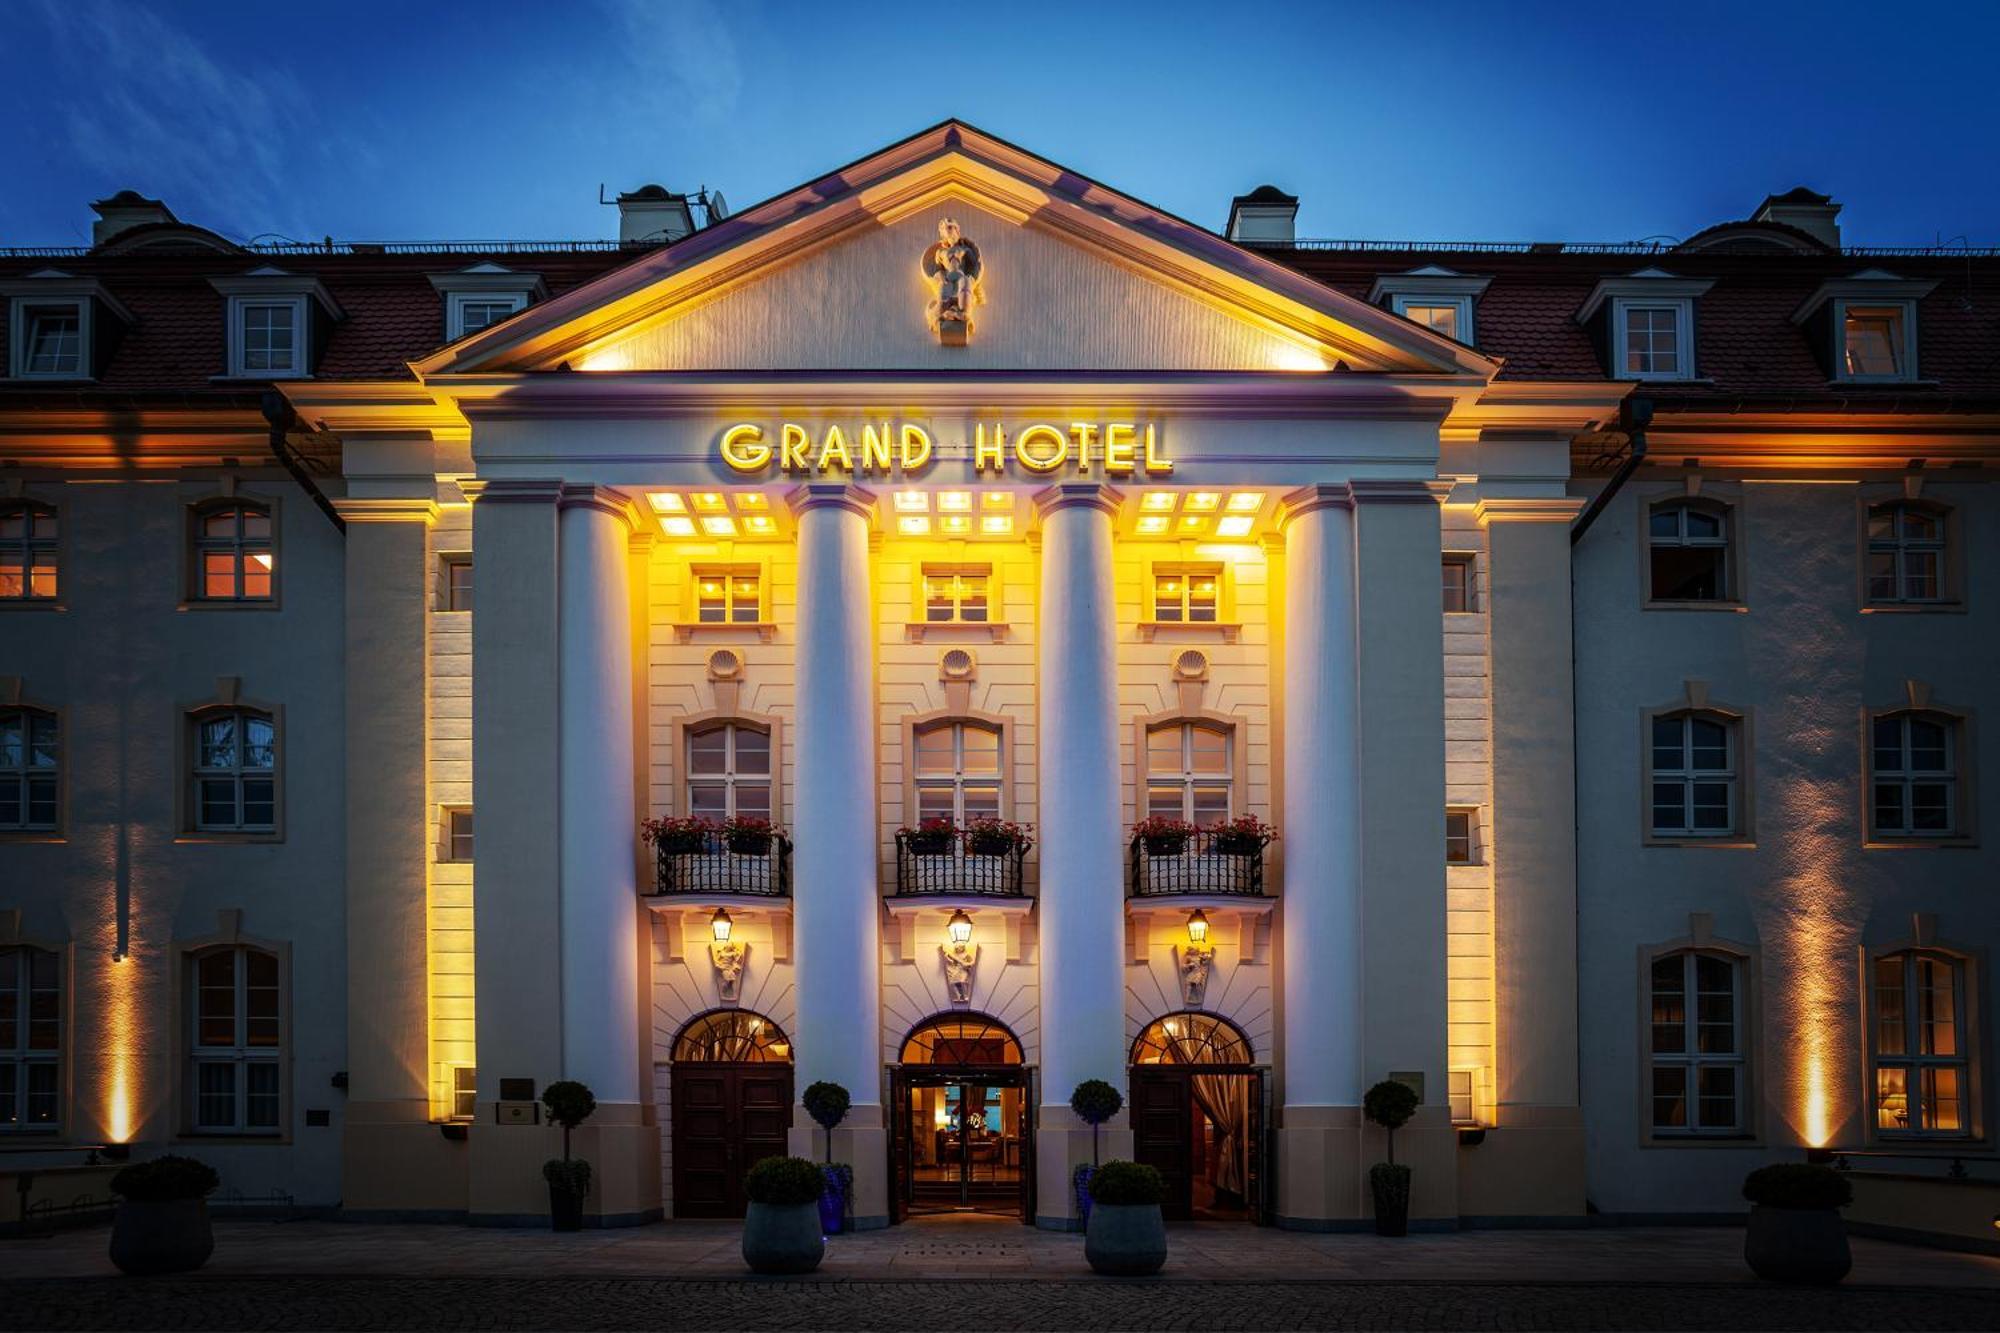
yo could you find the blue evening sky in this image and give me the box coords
[3,0,1995,250]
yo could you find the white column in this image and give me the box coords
[787,483,889,1224]
[1276,484,1364,1224]
[1034,483,1130,1226]
[557,485,641,1102]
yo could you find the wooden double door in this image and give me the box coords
[1130,1065,1268,1223]
[670,1063,794,1218]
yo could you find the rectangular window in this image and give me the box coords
[1623,305,1682,378]
[21,305,83,376]
[0,502,60,601]
[1444,808,1476,864]
[1874,952,1969,1136]
[190,947,282,1135]
[1870,713,1958,839]
[922,567,990,623]
[451,1065,478,1120]
[1152,568,1219,623]
[442,807,474,863]
[1389,294,1473,344]
[240,303,298,374]
[441,555,472,612]
[1648,502,1730,602]
[1865,503,1947,605]
[1649,952,1744,1135]
[0,947,61,1131]
[1650,713,1737,837]
[1441,555,1473,613]
[192,709,277,833]
[1843,305,1906,379]
[1447,1069,1479,1125]
[0,709,59,832]
[456,300,519,337]
[1405,304,1459,339]
[693,568,761,624]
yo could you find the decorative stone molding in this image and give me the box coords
[1471,496,1589,527]
[1032,481,1122,519]
[710,939,748,1003]
[1175,941,1215,1007]
[940,940,978,1004]
[784,482,877,520]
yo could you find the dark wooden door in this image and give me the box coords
[889,1067,911,1224]
[671,1063,793,1218]
[1129,1067,1193,1220]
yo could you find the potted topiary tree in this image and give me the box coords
[1083,1160,1168,1276]
[1363,1078,1419,1237]
[541,1079,597,1232]
[741,1156,827,1274]
[1742,1163,1853,1285]
[801,1080,852,1234]
[1069,1078,1124,1225]
[108,1155,219,1276]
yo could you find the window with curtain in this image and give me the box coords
[191,502,275,601]
[1865,501,1949,605]
[1146,721,1231,823]
[1873,951,1969,1136]
[0,501,59,600]
[685,722,772,823]
[1648,950,1745,1135]
[913,720,1001,825]
[0,708,58,831]
[0,947,60,1131]
[189,946,282,1134]
[191,708,277,833]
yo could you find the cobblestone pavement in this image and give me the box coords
[4,1276,1998,1331]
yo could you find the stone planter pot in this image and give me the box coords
[1744,1204,1851,1285]
[742,1200,824,1274]
[1369,1163,1410,1238]
[549,1184,584,1232]
[1084,1202,1167,1276]
[109,1199,214,1276]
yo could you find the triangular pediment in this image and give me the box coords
[417,121,1494,380]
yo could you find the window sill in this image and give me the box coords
[1860,602,1965,615]
[905,621,1009,643]
[0,832,66,844]
[1642,1134,1761,1148]
[1644,836,1757,850]
[1642,600,1748,614]
[672,621,776,643]
[210,373,312,384]
[1827,378,1939,389]
[1136,620,1241,643]
[174,832,284,845]
[0,600,66,612]
[177,599,280,613]
[1863,836,1978,851]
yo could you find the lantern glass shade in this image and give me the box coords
[1186,909,1209,945]
[710,907,733,943]
[947,909,973,945]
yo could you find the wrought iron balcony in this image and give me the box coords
[650,835,792,898]
[894,831,1028,897]
[1128,829,1269,898]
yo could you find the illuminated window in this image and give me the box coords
[1648,950,1745,1135]
[0,947,60,1132]
[1447,1069,1480,1126]
[1397,301,1462,341]
[0,708,59,832]
[448,1064,477,1121]
[1868,711,1961,839]
[0,501,59,600]
[1647,500,1731,602]
[1872,951,1969,1137]
[922,566,990,624]
[1649,711,1738,838]
[189,945,282,1135]
[190,707,277,833]
[1146,721,1231,824]
[913,720,1002,825]
[685,722,772,824]
[440,806,474,863]
[1866,501,1950,604]
[1152,567,1219,623]
[19,305,82,377]
[1441,554,1473,613]
[192,502,275,602]
[440,554,472,612]
[693,568,760,624]
[1379,282,1483,345]
[1841,304,1909,380]
[1444,807,1477,865]
[446,293,527,341]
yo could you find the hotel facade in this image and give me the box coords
[2,123,1995,1232]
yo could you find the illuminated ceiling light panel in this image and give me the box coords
[700,515,739,536]
[660,516,697,537]
[1216,515,1255,538]
[1226,493,1262,512]
[691,492,727,513]
[980,514,1013,535]
[1140,492,1177,512]
[982,491,1014,509]
[648,493,686,513]
[1180,515,1207,531]
[1136,515,1169,535]
[937,491,972,512]
[745,514,776,534]
[898,514,932,535]
[735,492,769,510]
[940,514,971,534]
[1186,492,1221,512]
[894,490,929,513]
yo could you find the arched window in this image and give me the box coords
[1131,1012,1253,1066]
[685,722,771,822]
[672,1010,791,1063]
[0,502,58,601]
[0,708,59,832]
[1872,950,1969,1137]
[900,1013,1023,1066]
[1866,501,1950,604]
[191,501,274,601]
[0,946,60,1131]
[191,707,277,833]
[1146,721,1232,824]
[1647,950,1745,1135]
[1649,711,1739,837]
[1647,499,1731,602]
[912,720,1001,825]
[189,945,282,1134]
[1870,711,1961,839]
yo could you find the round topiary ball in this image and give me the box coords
[541,1080,598,1130]
[802,1081,851,1131]
[1070,1079,1123,1126]
[1363,1079,1419,1132]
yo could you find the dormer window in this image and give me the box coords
[1369,267,1489,346]
[2,272,133,381]
[1793,271,1934,384]
[1577,271,1712,382]
[1394,298,1467,341]
[429,264,546,343]
[21,306,81,376]
[1842,305,1907,379]
[209,268,342,381]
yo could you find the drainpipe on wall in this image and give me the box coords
[1569,397,1651,546]
[261,390,345,535]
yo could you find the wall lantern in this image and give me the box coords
[947,909,973,945]
[940,910,978,1005]
[710,907,733,943]
[707,910,746,1003]
[1186,910,1209,945]
[1176,911,1216,1008]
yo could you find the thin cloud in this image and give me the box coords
[601,0,743,125]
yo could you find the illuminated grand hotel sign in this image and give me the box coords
[719,419,1175,477]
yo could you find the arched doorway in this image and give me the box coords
[669,1009,793,1218]
[890,1013,1032,1223]
[1129,1011,1267,1223]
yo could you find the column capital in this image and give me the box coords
[468,477,563,505]
[332,497,439,525]
[1277,482,1353,527]
[558,483,638,530]
[1349,478,1456,506]
[785,482,877,520]
[1473,496,1588,527]
[1032,481,1122,519]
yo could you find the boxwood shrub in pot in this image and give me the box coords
[1084,1160,1167,1276]
[541,1079,597,1232]
[741,1156,826,1274]
[1363,1078,1420,1237]
[1742,1163,1853,1285]
[109,1155,219,1276]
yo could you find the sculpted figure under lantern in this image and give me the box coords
[922,217,983,342]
